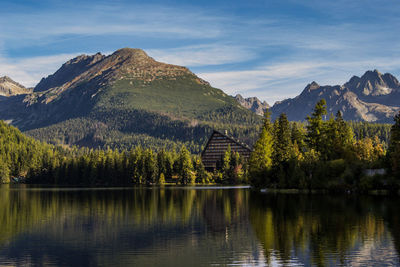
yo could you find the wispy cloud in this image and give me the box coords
[0,0,399,104]
[0,53,79,87]
[147,45,256,67]
[0,3,224,46]
[199,58,400,105]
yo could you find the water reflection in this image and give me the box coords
[250,193,400,266]
[0,185,399,266]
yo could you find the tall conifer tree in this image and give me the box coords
[249,109,274,186]
[306,99,327,158]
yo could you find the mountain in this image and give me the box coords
[0,48,261,152]
[235,94,269,116]
[0,76,31,97]
[270,70,400,122]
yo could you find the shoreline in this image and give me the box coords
[256,188,400,195]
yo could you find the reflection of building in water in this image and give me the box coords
[201,130,252,172]
[201,190,249,232]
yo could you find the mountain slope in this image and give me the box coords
[270,70,400,122]
[0,48,261,152]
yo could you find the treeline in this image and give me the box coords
[28,145,248,185]
[1,121,246,185]
[28,147,206,185]
[249,99,400,192]
[2,101,400,189]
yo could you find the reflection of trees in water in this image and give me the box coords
[249,193,399,266]
[0,186,250,236]
[383,197,400,263]
[0,186,257,266]
[2,186,399,266]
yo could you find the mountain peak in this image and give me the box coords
[0,76,12,82]
[106,48,158,68]
[361,69,382,80]
[271,69,400,123]
[34,52,106,92]
[65,52,105,66]
[32,47,209,100]
[345,69,399,97]
[114,48,148,57]
[303,81,320,92]
[0,76,31,96]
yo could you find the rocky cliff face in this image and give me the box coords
[270,70,400,122]
[235,94,269,116]
[0,76,31,97]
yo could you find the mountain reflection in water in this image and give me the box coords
[0,185,399,266]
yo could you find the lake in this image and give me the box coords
[0,185,399,266]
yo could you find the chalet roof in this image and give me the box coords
[201,130,252,157]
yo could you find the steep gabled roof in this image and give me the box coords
[201,130,252,157]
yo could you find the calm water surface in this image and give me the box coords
[0,185,399,266]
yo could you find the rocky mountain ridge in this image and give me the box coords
[261,69,399,123]
[28,48,209,105]
[234,94,270,116]
[0,76,31,97]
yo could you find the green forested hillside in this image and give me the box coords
[0,121,65,182]
[0,49,261,152]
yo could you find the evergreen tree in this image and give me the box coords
[158,173,166,185]
[306,99,327,158]
[291,122,305,152]
[334,111,354,158]
[389,112,400,177]
[249,110,274,186]
[144,149,157,184]
[222,145,232,182]
[273,113,292,163]
[177,146,194,185]
[0,160,10,183]
[193,157,208,183]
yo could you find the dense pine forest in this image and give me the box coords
[0,121,246,185]
[1,99,400,190]
[249,99,400,192]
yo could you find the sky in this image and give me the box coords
[0,0,400,105]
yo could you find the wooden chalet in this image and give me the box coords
[201,130,252,171]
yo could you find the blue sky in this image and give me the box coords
[1,0,399,104]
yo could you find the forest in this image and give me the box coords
[0,120,245,185]
[0,98,399,190]
[249,99,400,192]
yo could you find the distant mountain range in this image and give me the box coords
[1,48,398,151]
[238,69,400,123]
[0,48,260,151]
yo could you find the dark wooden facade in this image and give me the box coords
[201,130,252,171]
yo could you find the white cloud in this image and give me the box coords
[199,59,400,105]
[0,4,224,44]
[147,45,255,67]
[1,0,400,104]
[0,53,79,87]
